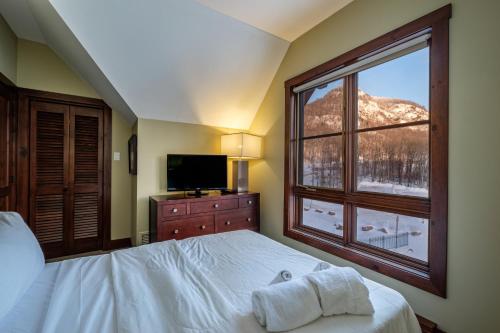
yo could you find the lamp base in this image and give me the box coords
[232,160,248,193]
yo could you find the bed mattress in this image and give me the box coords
[0,230,420,333]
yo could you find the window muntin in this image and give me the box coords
[296,47,431,247]
[285,6,450,296]
[301,199,344,237]
[298,78,345,190]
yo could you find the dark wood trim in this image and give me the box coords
[0,71,16,88]
[102,106,112,250]
[0,77,17,211]
[284,5,450,297]
[416,314,445,333]
[285,4,451,88]
[109,237,132,250]
[355,119,430,133]
[17,88,108,108]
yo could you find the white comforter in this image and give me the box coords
[0,230,421,333]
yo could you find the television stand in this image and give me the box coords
[149,192,260,242]
[186,189,208,197]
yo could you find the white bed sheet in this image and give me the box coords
[0,254,116,333]
[179,230,421,333]
[0,230,420,333]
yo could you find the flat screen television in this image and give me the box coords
[167,154,227,195]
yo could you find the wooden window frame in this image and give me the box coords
[284,5,450,297]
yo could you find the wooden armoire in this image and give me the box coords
[0,77,16,212]
[0,85,112,259]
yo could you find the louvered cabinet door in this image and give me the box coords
[69,106,103,252]
[30,102,70,258]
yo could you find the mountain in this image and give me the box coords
[302,87,429,189]
[303,87,428,136]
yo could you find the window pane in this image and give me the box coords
[355,208,428,262]
[300,136,343,189]
[356,125,428,197]
[358,47,429,129]
[301,79,343,137]
[302,199,343,237]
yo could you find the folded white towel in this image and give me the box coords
[313,262,331,272]
[305,267,374,316]
[252,277,322,332]
[269,270,292,285]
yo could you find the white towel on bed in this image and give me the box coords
[269,270,292,285]
[252,277,322,332]
[306,267,374,316]
[313,262,331,272]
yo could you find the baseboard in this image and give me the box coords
[417,314,445,333]
[109,238,132,250]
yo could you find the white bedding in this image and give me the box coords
[0,230,421,333]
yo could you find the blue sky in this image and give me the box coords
[308,47,429,109]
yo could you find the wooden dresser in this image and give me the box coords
[149,192,260,242]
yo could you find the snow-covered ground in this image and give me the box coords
[303,200,343,237]
[357,180,428,198]
[302,165,428,198]
[302,195,428,262]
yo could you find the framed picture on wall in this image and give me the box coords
[128,134,137,175]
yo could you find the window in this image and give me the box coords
[284,5,450,296]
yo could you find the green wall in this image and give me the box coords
[133,118,237,245]
[16,39,99,98]
[250,1,500,332]
[0,15,17,83]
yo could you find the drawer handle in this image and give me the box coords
[247,200,253,205]
[247,217,252,222]
[213,203,219,208]
[225,221,231,225]
[172,208,178,213]
[173,229,180,234]
[201,225,206,230]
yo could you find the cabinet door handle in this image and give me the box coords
[173,229,179,234]
[247,217,252,222]
[213,203,219,208]
[225,221,231,225]
[201,225,206,230]
[247,200,253,205]
[172,208,178,213]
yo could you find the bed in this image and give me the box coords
[0,225,420,333]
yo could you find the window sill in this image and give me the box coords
[285,226,445,297]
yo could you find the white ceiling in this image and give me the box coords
[49,0,288,129]
[1,0,352,129]
[196,0,353,41]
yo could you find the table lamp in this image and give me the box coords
[221,133,262,192]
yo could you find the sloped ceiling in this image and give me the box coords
[49,0,289,129]
[0,0,45,43]
[196,0,353,42]
[1,0,352,129]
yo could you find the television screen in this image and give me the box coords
[167,154,227,191]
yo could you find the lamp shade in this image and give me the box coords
[221,133,262,159]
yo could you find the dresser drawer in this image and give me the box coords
[190,198,238,214]
[158,215,214,240]
[159,203,187,219]
[239,196,258,208]
[216,208,258,233]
